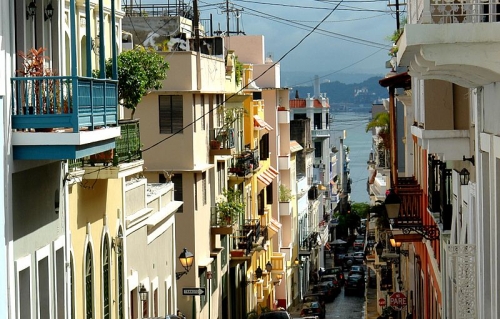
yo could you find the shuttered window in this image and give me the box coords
[159,95,183,134]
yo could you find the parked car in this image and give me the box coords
[349,265,366,277]
[258,310,292,319]
[300,301,325,319]
[344,252,365,265]
[344,274,365,296]
[353,238,364,249]
[321,267,345,286]
[311,282,336,302]
[319,274,342,295]
[303,293,325,304]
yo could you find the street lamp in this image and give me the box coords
[139,285,148,319]
[385,189,401,219]
[44,3,54,21]
[176,248,194,280]
[459,168,470,185]
[266,261,273,272]
[26,0,36,20]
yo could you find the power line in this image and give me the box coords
[142,0,344,153]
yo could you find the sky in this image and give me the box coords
[144,0,402,83]
[204,0,399,75]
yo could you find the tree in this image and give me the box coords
[99,46,169,119]
[351,202,370,219]
[366,111,390,149]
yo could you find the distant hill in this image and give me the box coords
[281,72,385,86]
[291,76,389,108]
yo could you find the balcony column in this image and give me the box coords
[389,86,398,189]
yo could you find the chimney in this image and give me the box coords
[314,75,320,99]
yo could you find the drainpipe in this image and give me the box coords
[63,161,72,319]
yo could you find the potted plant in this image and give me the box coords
[211,107,242,149]
[279,184,293,202]
[215,188,245,226]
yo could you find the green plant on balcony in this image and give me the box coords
[212,107,243,149]
[279,184,293,202]
[366,111,391,149]
[235,56,243,86]
[215,188,245,226]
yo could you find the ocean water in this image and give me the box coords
[330,111,373,204]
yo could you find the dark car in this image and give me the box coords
[344,252,365,266]
[348,265,366,277]
[258,310,292,319]
[303,293,326,311]
[311,282,336,302]
[344,274,365,296]
[300,301,325,319]
[321,267,345,286]
[319,274,342,295]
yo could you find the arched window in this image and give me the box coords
[117,228,124,319]
[103,236,110,319]
[85,245,93,319]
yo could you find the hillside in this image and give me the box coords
[293,76,388,109]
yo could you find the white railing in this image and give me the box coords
[412,0,500,24]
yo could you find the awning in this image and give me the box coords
[267,217,282,237]
[290,140,303,153]
[257,166,279,186]
[253,115,273,131]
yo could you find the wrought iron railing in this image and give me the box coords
[114,119,142,165]
[229,151,253,176]
[242,219,260,242]
[232,228,255,256]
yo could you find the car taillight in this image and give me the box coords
[340,274,344,279]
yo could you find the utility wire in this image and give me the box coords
[142,0,344,153]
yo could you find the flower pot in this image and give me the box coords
[210,140,221,149]
[230,250,245,257]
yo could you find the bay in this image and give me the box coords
[330,111,373,204]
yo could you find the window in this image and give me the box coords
[260,133,269,160]
[314,141,322,158]
[103,236,110,319]
[221,235,228,267]
[201,94,206,130]
[217,162,224,194]
[17,256,31,319]
[202,172,207,205]
[266,183,273,205]
[212,258,218,294]
[159,95,183,134]
[117,229,124,319]
[56,249,65,319]
[85,245,94,319]
[194,174,198,211]
[199,269,207,308]
[314,113,322,129]
[172,174,183,212]
[38,255,50,318]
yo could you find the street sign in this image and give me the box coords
[390,292,407,311]
[182,287,206,296]
[378,298,386,307]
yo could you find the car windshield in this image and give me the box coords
[303,302,320,309]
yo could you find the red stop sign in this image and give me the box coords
[378,298,386,306]
[390,292,408,311]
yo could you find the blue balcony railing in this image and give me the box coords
[11,76,118,132]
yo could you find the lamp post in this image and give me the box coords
[385,189,401,220]
[176,248,195,280]
[139,284,148,318]
[375,241,384,257]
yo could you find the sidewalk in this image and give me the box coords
[365,285,380,319]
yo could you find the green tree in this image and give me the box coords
[99,46,169,119]
[351,202,370,219]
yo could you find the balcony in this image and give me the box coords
[278,155,291,170]
[70,119,143,179]
[210,206,238,235]
[11,75,120,160]
[279,201,292,216]
[311,128,330,139]
[229,149,259,177]
[397,0,500,87]
[277,109,290,124]
[230,227,256,259]
[209,128,236,156]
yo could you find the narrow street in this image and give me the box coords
[325,290,364,319]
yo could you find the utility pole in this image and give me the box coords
[226,0,230,36]
[193,0,200,51]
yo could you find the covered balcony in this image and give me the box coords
[11,75,120,160]
[397,0,500,87]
